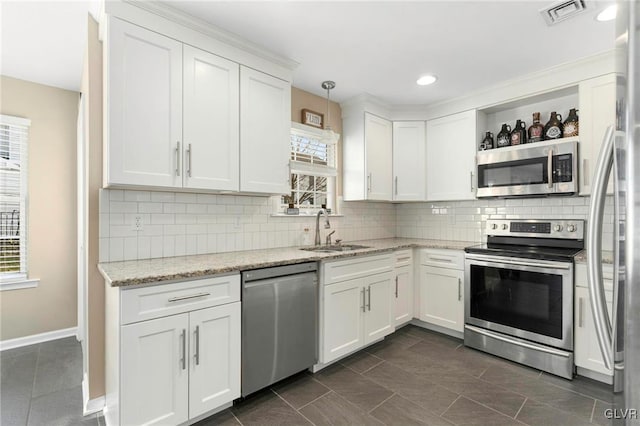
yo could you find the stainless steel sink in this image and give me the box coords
[300,244,370,253]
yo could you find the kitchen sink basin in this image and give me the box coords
[301,244,370,253]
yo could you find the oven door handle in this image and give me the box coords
[465,254,571,270]
[465,325,571,358]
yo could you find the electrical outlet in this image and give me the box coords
[133,215,143,231]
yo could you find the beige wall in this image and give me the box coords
[0,76,79,340]
[84,16,105,399]
[291,87,343,195]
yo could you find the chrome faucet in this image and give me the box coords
[326,230,336,246]
[315,209,331,246]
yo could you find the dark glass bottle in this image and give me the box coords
[563,108,579,137]
[543,111,564,140]
[528,112,544,142]
[510,119,527,145]
[496,124,511,148]
[480,131,494,150]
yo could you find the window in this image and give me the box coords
[283,122,338,213]
[0,114,30,282]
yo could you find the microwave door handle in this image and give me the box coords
[586,124,615,370]
[547,149,553,189]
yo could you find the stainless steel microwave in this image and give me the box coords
[476,139,578,198]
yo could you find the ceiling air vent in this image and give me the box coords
[540,0,588,25]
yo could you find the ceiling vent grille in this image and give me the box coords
[540,0,588,25]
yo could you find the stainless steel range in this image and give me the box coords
[464,219,584,379]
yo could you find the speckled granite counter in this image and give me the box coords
[574,250,614,264]
[98,238,475,287]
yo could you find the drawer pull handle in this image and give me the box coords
[168,292,210,303]
[395,276,399,298]
[361,288,366,312]
[458,278,462,301]
[428,257,453,262]
[180,329,186,370]
[194,325,200,366]
[578,297,584,328]
[397,256,411,261]
[367,285,372,311]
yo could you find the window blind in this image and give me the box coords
[290,122,337,177]
[0,114,30,279]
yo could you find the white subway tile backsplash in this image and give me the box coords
[123,237,137,261]
[151,213,175,225]
[110,201,138,214]
[124,190,151,202]
[163,203,186,214]
[175,193,197,203]
[151,191,175,203]
[109,189,124,201]
[109,237,124,262]
[139,202,163,214]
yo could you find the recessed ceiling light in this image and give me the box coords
[596,4,617,22]
[416,75,437,86]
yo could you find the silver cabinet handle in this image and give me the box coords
[583,159,589,186]
[395,176,398,196]
[578,297,584,328]
[194,325,200,366]
[428,256,453,263]
[176,141,181,176]
[367,285,372,311]
[180,329,186,370]
[186,143,192,177]
[458,278,462,301]
[470,171,474,191]
[395,276,398,298]
[547,149,553,188]
[367,173,372,192]
[168,292,210,303]
[361,288,366,312]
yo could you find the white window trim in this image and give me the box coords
[1,114,31,288]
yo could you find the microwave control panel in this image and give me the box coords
[553,154,573,182]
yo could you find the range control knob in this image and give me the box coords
[553,224,563,232]
[490,223,498,230]
[567,224,576,232]
[502,224,509,230]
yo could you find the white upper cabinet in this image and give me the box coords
[106,17,183,188]
[183,46,240,191]
[365,113,393,201]
[240,66,291,194]
[426,110,477,201]
[393,121,426,201]
[579,73,616,195]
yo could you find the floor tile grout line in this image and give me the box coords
[366,391,396,414]
[356,358,385,375]
[440,394,462,417]
[230,410,244,426]
[590,398,597,423]
[514,397,528,420]
[25,343,41,426]
[270,387,317,425]
[294,388,333,411]
[455,393,529,425]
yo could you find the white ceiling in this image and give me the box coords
[0,1,615,105]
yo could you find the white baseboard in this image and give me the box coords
[82,374,105,416]
[0,327,78,351]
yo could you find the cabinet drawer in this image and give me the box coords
[121,274,240,324]
[419,249,464,270]
[395,249,413,267]
[323,253,393,285]
[575,263,614,292]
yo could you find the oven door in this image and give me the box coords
[465,253,573,351]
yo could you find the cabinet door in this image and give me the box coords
[365,113,393,201]
[189,302,241,418]
[426,110,476,201]
[121,314,189,425]
[393,121,426,201]
[107,17,183,188]
[579,73,616,196]
[394,265,413,327]
[240,66,291,194]
[323,279,365,363]
[419,265,464,332]
[574,286,614,376]
[363,272,394,344]
[183,46,239,191]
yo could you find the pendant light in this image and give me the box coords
[321,80,340,145]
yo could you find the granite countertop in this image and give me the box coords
[98,238,475,287]
[573,250,614,264]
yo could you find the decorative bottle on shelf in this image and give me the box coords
[528,112,544,143]
[496,124,511,148]
[510,119,527,145]
[563,108,579,137]
[543,111,564,140]
[480,131,494,150]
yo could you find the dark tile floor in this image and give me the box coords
[199,325,617,426]
[0,337,104,426]
[2,327,617,426]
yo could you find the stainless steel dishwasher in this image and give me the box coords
[241,262,318,397]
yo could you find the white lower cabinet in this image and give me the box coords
[574,264,614,378]
[394,250,413,327]
[418,249,464,333]
[105,275,241,426]
[321,254,394,363]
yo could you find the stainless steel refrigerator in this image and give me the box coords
[587,1,639,424]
